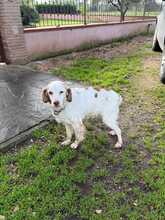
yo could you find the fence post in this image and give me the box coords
[143,0,146,19]
[84,0,87,25]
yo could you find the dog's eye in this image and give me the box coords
[49,91,53,95]
[60,91,64,94]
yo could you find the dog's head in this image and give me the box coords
[42,81,72,113]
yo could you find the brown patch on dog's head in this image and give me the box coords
[66,88,72,102]
[42,88,51,103]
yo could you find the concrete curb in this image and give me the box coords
[0,117,53,152]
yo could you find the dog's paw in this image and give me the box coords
[61,140,71,146]
[114,142,122,149]
[109,130,116,136]
[70,142,79,149]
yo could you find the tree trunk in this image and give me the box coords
[143,0,147,18]
[120,12,125,22]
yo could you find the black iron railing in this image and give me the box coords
[21,0,159,28]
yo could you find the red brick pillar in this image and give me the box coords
[0,0,28,64]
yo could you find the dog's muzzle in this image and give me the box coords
[52,107,64,116]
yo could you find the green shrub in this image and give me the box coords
[35,4,80,15]
[21,5,39,26]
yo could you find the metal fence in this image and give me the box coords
[21,0,160,28]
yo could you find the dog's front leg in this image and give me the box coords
[61,124,74,146]
[70,122,85,149]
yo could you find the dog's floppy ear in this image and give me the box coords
[66,88,72,102]
[42,88,51,103]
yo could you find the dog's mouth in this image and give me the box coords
[53,107,64,115]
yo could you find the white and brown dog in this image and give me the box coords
[42,81,123,149]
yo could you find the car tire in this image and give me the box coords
[152,37,162,52]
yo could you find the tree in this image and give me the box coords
[108,0,142,22]
[21,5,39,26]
[143,0,160,16]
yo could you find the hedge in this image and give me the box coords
[21,5,39,26]
[35,4,80,14]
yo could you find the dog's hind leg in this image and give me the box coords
[103,118,123,148]
[61,124,74,146]
[112,124,123,149]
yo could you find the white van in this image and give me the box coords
[152,0,165,84]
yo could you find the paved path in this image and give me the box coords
[0,65,57,149]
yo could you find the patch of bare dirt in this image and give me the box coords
[120,52,161,149]
[142,56,161,90]
[81,35,152,60]
[29,58,73,73]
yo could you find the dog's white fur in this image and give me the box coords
[42,81,123,149]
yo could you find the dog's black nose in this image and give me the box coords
[54,101,60,107]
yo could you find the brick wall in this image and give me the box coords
[0,0,28,64]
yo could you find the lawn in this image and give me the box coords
[36,19,82,27]
[0,36,165,220]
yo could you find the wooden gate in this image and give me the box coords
[0,33,6,63]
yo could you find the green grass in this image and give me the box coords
[36,19,82,27]
[53,56,141,92]
[0,39,165,220]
